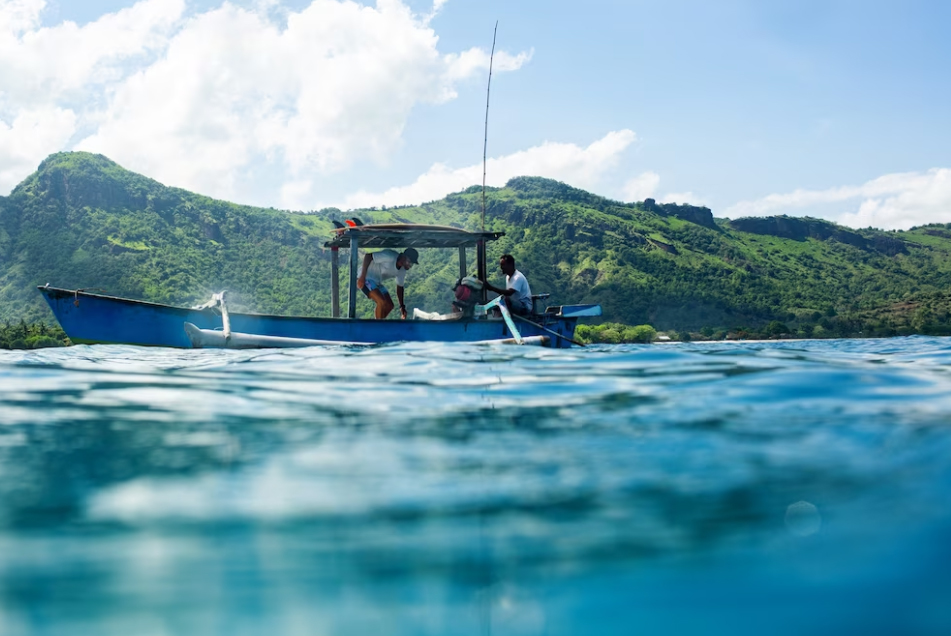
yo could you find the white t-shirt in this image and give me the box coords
[506,269,532,312]
[366,249,407,287]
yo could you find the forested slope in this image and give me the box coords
[2,152,951,336]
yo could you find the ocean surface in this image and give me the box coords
[1,337,951,635]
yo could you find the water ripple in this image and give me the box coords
[2,338,951,634]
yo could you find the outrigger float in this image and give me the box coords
[39,223,601,349]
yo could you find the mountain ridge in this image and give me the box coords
[2,152,951,337]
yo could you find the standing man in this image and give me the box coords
[483,254,533,315]
[356,248,419,319]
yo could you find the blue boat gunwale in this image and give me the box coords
[37,284,505,324]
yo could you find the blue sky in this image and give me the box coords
[1,0,949,229]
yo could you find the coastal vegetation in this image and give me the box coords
[2,151,951,341]
[0,321,68,349]
[575,323,657,344]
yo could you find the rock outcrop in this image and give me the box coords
[728,215,907,255]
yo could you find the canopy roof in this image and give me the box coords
[324,223,504,249]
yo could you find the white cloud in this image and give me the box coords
[281,179,314,209]
[443,47,534,84]
[427,0,450,20]
[0,0,185,190]
[0,106,77,192]
[0,0,185,106]
[76,0,529,202]
[661,191,707,206]
[620,173,707,207]
[0,0,44,35]
[0,0,530,201]
[726,168,951,230]
[621,171,659,201]
[333,129,636,210]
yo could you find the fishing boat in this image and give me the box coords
[38,223,601,348]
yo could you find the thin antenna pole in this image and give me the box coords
[481,21,497,232]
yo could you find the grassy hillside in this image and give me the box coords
[2,152,951,337]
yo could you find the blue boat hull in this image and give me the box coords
[38,287,582,348]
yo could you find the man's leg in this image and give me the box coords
[379,293,395,318]
[367,289,395,318]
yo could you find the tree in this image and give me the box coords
[766,320,790,336]
[624,325,657,343]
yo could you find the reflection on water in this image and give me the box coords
[2,338,951,634]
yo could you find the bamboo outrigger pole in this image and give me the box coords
[478,22,498,302]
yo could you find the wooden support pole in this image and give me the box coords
[459,246,467,281]
[331,247,340,318]
[477,240,487,303]
[348,235,359,319]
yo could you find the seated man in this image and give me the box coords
[482,254,533,315]
[356,248,419,319]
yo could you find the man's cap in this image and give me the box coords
[403,247,419,264]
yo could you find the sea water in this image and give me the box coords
[1,337,950,635]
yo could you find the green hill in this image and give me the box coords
[2,151,951,337]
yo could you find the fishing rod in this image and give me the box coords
[481,21,497,232]
[477,22,498,303]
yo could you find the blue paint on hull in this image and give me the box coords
[39,287,581,348]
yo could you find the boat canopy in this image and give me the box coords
[324,224,504,250]
[324,223,505,319]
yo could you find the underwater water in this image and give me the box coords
[1,337,950,635]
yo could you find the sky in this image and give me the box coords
[1,0,949,230]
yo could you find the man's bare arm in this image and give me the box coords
[482,280,514,297]
[397,286,407,319]
[357,253,373,289]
